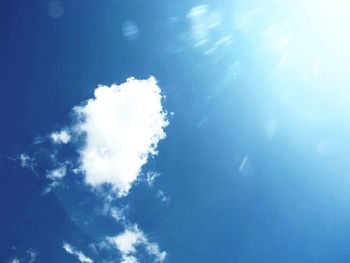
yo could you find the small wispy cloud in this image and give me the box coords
[18,153,35,169]
[122,21,139,40]
[107,225,166,263]
[46,165,66,180]
[42,164,68,194]
[157,190,170,205]
[27,248,37,263]
[109,206,129,224]
[6,249,37,263]
[63,242,94,263]
[145,171,160,187]
[186,5,235,56]
[238,156,248,173]
[10,153,38,175]
[187,5,221,47]
[50,129,71,144]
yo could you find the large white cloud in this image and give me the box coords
[74,77,169,197]
[107,225,166,263]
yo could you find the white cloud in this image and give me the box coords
[145,171,160,187]
[14,153,37,175]
[18,153,34,168]
[110,206,129,223]
[63,242,94,263]
[47,165,66,180]
[74,77,169,197]
[42,181,60,195]
[14,77,168,263]
[120,255,138,263]
[43,165,67,194]
[50,129,71,144]
[107,225,166,263]
[6,249,37,263]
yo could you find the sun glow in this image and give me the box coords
[262,0,350,124]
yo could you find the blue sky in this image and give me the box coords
[2,0,350,262]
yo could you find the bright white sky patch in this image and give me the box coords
[50,129,71,144]
[74,77,168,197]
[62,242,93,263]
[252,0,350,122]
[107,225,166,263]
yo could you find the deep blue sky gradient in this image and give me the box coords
[2,0,350,262]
